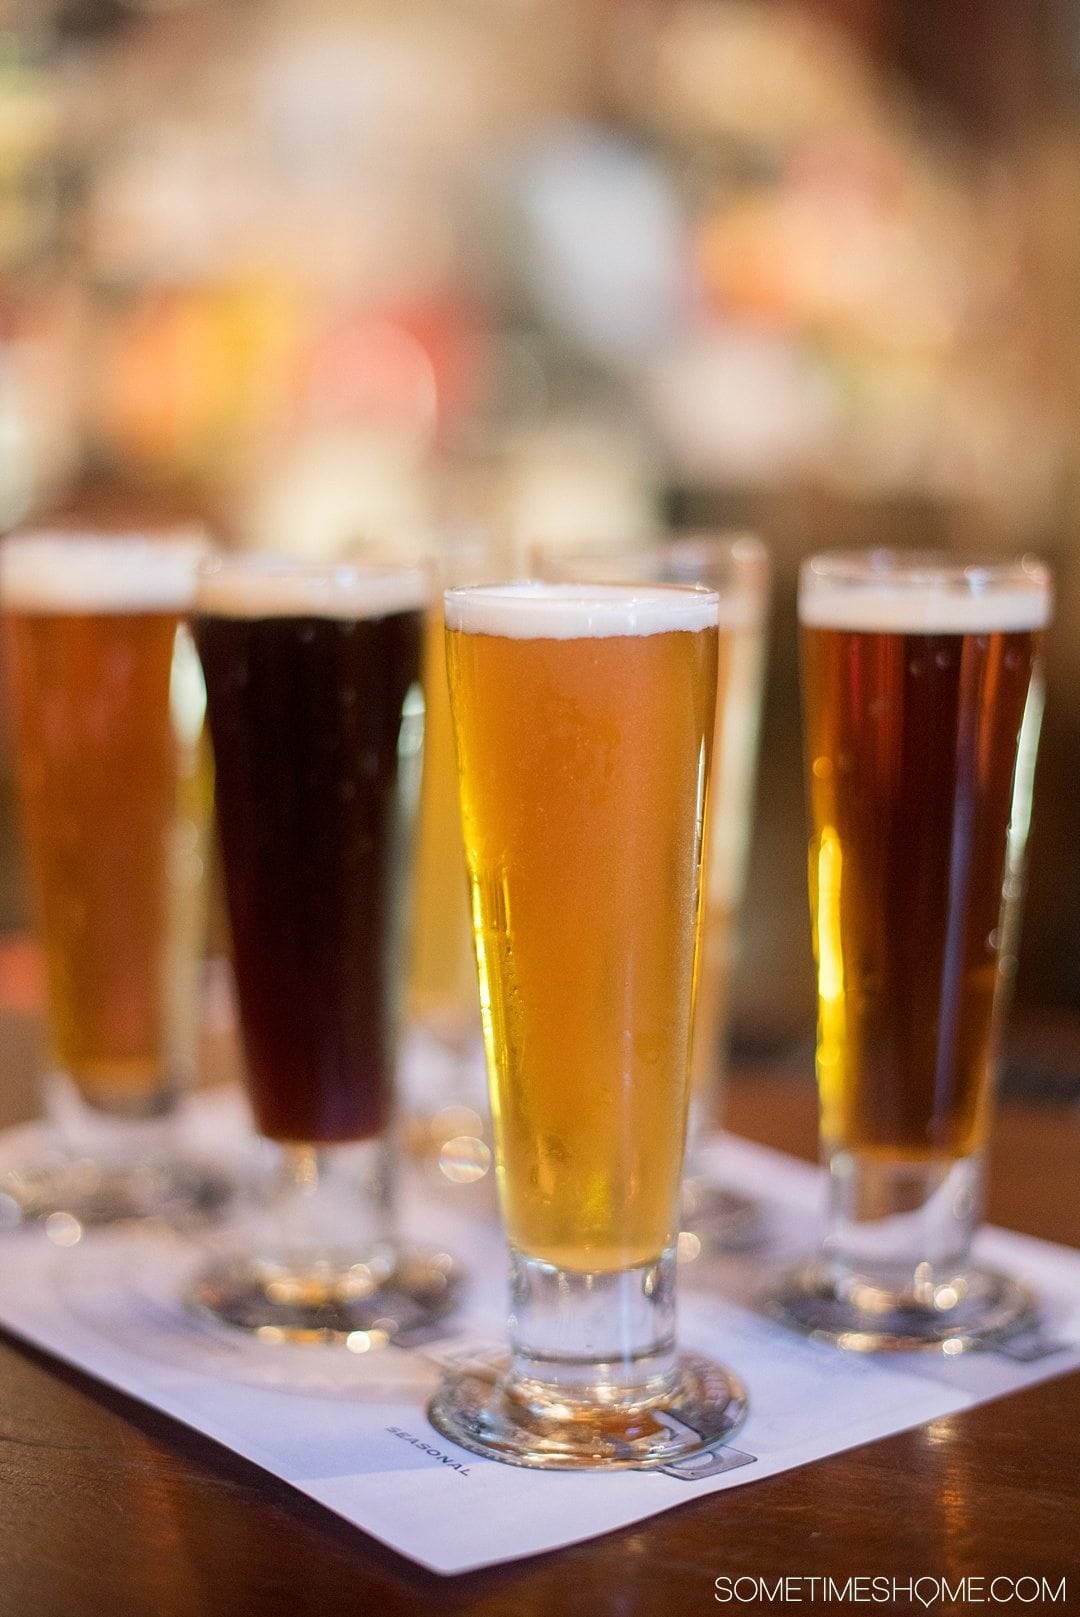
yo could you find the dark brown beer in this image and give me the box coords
[196,567,424,1145]
[802,601,1045,1161]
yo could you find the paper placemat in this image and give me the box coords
[0,1094,1077,1577]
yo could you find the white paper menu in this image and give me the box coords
[0,1097,1077,1577]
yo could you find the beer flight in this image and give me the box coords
[0,530,1052,1471]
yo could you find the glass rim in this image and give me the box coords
[4,524,209,547]
[195,550,431,620]
[197,549,429,580]
[799,549,1052,634]
[443,577,721,637]
[530,531,769,595]
[445,576,718,598]
[352,524,506,587]
[801,548,1051,595]
[663,529,768,575]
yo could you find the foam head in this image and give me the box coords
[0,531,210,614]
[443,580,720,639]
[799,553,1052,635]
[196,555,430,620]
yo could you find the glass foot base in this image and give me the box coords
[0,1157,230,1233]
[427,1351,748,1470]
[188,1247,461,1346]
[681,1180,762,1252]
[767,1262,1038,1353]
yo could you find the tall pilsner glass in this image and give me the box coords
[189,556,460,1344]
[428,582,748,1467]
[0,532,215,1227]
[771,551,1052,1351]
[402,532,502,1169]
[407,538,493,1058]
[534,535,770,1248]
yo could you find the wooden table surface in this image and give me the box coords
[0,1018,1078,1617]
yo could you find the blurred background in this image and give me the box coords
[0,0,1077,1071]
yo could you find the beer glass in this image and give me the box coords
[0,531,215,1227]
[771,550,1051,1351]
[427,582,748,1467]
[409,584,482,1055]
[190,554,459,1343]
[534,535,770,1248]
[403,532,502,1175]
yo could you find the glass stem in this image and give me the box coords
[256,1136,394,1267]
[43,1068,179,1157]
[824,1148,983,1308]
[505,1247,679,1416]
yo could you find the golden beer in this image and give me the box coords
[531,537,769,1123]
[3,536,204,1113]
[446,583,718,1271]
[801,571,1049,1163]
[407,608,479,1040]
[690,604,766,1109]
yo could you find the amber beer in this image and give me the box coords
[801,567,1050,1164]
[446,582,718,1271]
[2,535,204,1113]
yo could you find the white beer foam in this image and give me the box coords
[800,581,1052,634]
[0,531,209,613]
[197,556,429,620]
[444,581,720,638]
